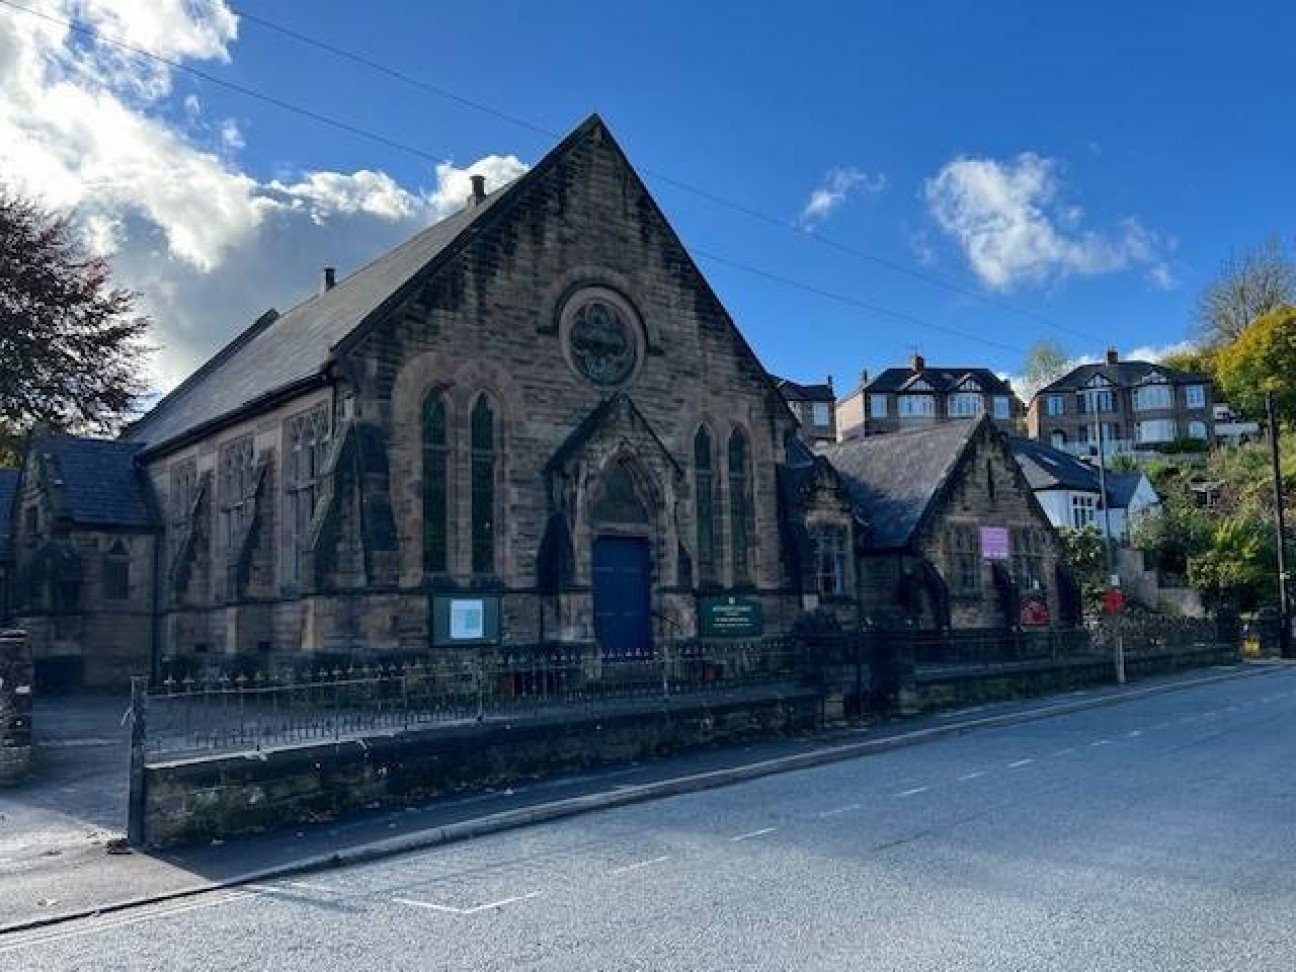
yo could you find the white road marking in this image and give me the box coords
[1049,748,1076,758]
[895,786,930,798]
[0,892,253,954]
[730,827,778,842]
[818,804,861,817]
[287,881,342,894]
[608,855,670,875]
[393,891,543,916]
[957,771,987,781]
[1090,740,1112,747]
[1008,759,1034,768]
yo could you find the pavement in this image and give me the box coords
[0,659,1286,936]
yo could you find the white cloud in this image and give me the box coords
[798,166,885,227]
[0,2,528,393]
[924,152,1173,292]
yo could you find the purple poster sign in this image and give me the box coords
[980,526,1010,561]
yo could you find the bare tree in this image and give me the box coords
[0,184,151,460]
[1196,236,1296,346]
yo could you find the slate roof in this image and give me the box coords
[863,366,1016,396]
[0,469,18,560]
[772,377,835,402]
[1036,360,1209,397]
[35,434,156,529]
[122,188,512,452]
[1106,471,1147,509]
[820,419,981,549]
[1009,438,1102,493]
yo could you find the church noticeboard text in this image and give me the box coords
[700,596,764,638]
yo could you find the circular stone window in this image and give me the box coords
[559,287,643,387]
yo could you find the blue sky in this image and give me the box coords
[2,1,1293,396]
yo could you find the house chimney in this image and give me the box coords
[859,368,869,386]
[470,174,487,206]
[322,266,336,292]
[1105,346,1119,365]
[910,352,925,372]
[826,374,834,392]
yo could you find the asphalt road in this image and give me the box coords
[5,667,1295,971]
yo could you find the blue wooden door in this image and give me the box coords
[592,537,651,658]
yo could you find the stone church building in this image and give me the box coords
[0,116,1072,688]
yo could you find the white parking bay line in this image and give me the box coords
[394,891,543,916]
[1125,730,1143,738]
[1008,759,1034,768]
[609,856,670,875]
[1090,739,1112,747]
[1049,748,1076,758]
[957,771,987,782]
[895,786,930,798]
[730,827,778,842]
[819,803,861,817]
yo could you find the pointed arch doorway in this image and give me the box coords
[590,459,655,659]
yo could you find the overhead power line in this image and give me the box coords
[0,0,1032,358]
[226,2,1092,345]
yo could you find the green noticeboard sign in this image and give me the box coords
[700,596,764,638]
[431,595,502,646]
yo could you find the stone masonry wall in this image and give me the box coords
[0,630,33,782]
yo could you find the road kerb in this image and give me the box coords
[0,661,1284,937]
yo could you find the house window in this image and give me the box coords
[470,394,496,575]
[422,392,449,574]
[1071,494,1097,529]
[947,524,981,595]
[1133,384,1172,411]
[1186,385,1206,409]
[1046,395,1065,417]
[694,427,719,586]
[1078,389,1114,413]
[1135,419,1175,444]
[1187,420,1208,440]
[1011,528,1046,591]
[728,429,753,586]
[898,395,935,418]
[993,396,1011,420]
[286,405,329,582]
[103,541,129,600]
[811,402,831,427]
[870,394,889,418]
[809,525,848,597]
[947,392,983,418]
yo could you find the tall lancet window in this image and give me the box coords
[694,427,718,586]
[470,394,497,574]
[728,429,752,586]
[422,392,449,573]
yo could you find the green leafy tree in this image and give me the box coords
[0,184,150,462]
[1057,525,1108,607]
[1214,305,1296,420]
[1020,339,1070,400]
[1196,236,1296,347]
[1188,515,1274,613]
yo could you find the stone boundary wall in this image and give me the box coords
[136,688,820,847]
[0,630,33,783]
[905,643,1238,713]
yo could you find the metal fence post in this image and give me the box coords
[127,676,148,846]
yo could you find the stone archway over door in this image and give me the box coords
[592,536,651,658]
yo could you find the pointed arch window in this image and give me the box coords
[422,392,449,573]
[694,427,718,586]
[728,429,753,586]
[470,395,496,575]
[103,540,130,601]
